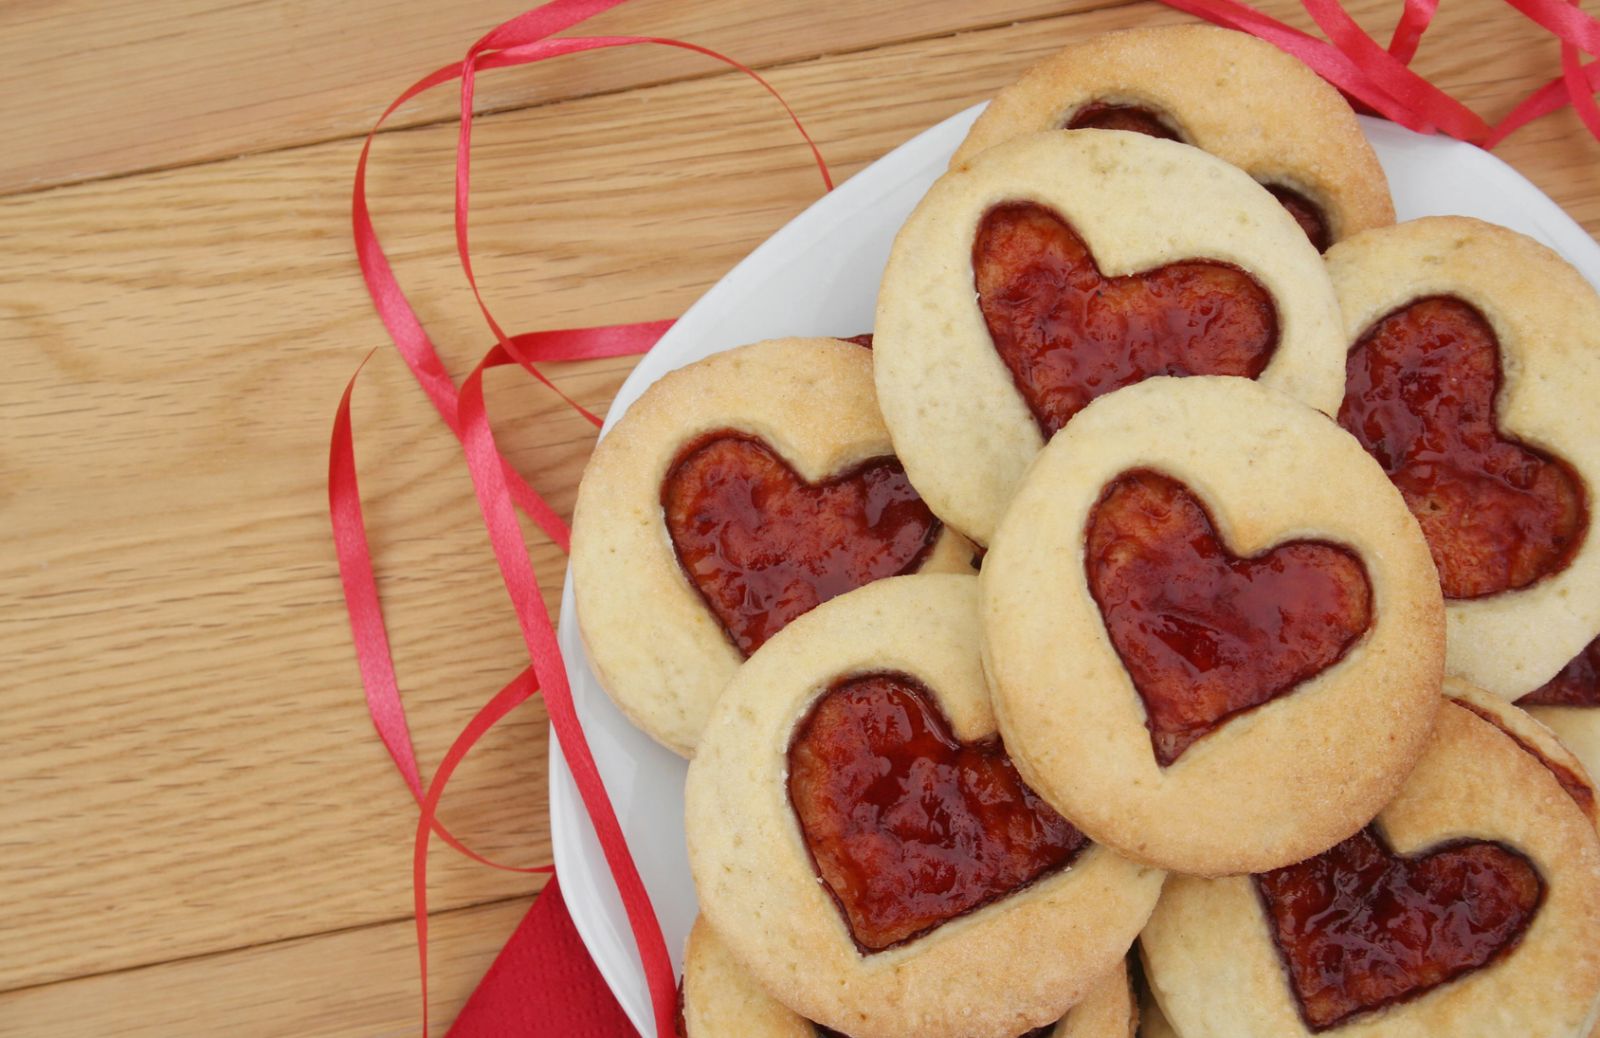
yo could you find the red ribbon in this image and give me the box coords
[333,1,1598,1035]
[337,2,831,1035]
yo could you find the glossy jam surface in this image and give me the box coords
[1066,101,1181,139]
[662,434,939,657]
[1255,826,1544,1032]
[1062,103,1332,251]
[1339,297,1587,599]
[1086,471,1372,765]
[1265,184,1332,253]
[1518,635,1600,707]
[1458,700,1597,815]
[788,674,1086,952]
[974,202,1277,437]
[841,333,874,348]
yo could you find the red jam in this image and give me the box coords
[1066,101,1181,139]
[841,333,874,348]
[974,202,1277,437]
[1339,297,1588,599]
[1457,700,1597,815]
[1086,471,1372,766]
[1255,826,1544,1032]
[787,673,1086,953]
[1265,184,1332,253]
[1062,102,1333,251]
[662,433,939,657]
[1517,635,1600,708]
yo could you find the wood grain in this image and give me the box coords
[0,897,535,1038]
[2,0,1597,1031]
[0,0,1116,196]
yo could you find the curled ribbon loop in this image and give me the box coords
[334,1,1599,1035]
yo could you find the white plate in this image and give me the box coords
[548,103,1600,1037]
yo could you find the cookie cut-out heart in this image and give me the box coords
[1086,470,1372,766]
[662,433,940,657]
[974,202,1278,437]
[1255,826,1544,1032]
[1517,634,1600,708]
[788,673,1086,952]
[1339,296,1588,599]
[1062,105,1331,250]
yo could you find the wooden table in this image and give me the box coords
[2,0,1595,1033]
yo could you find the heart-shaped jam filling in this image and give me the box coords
[662,433,940,657]
[1339,297,1588,599]
[1517,634,1600,708]
[787,673,1087,952]
[1255,826,1544,1032]
[1062,103,1331,250]
[1086,471,1372,766]
[974,202,1278,437]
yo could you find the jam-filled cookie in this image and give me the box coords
[685,575,1164,1038]
[874,130,1346,545]
[1517,635,1600,786]
[570,339,972,756]
[981,377,1443,876]
[680,916,1137,1038]
[1140,695,1600,1037]
[1447,679,1598,828]
[952,25,1394,252]
[1327,217,1600,702]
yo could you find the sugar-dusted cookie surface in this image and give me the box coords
[952,25,1394,251]
[981,376,1443,876]
[874,130,1347,545]
[1141,697,1600,1037]
[680,916,1137,1038]
[685,575,1163,1038]
[1327,217,1600,702]
[570,338,971,757]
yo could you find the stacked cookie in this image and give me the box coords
[570,24,1600,1038]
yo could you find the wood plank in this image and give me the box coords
[2,0,1595,1000]
[0,0,1116,197]
[0,896,537,1038]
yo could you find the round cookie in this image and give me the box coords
[1326,217,1600,701]
[570,338,972,756]
[981,376,1443,876]
[874,130,1347,545]
[681,916,1137,1037]
[1138,994,1180,1038]
[951,25,1394,251]
[685,575,1164,1038]
[1446,679,1598,829]
[1140,697,1600,1038]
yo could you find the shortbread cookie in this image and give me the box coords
[952,25,1394,251]
[570,338,971,756]
[686,575,1164,1038]
[1138,995,1179,1038]
[1327,217,1600,700]
[874,130,1346,545]
[1447,679,1597,828]
[680,916,1137,1037]
[1141,697,1600,1037]
[1517,635,1600,786]
[981,377,1443,875]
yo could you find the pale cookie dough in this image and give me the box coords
[685,575,1164,1038]
[874,130,1346,545]
[1447,679,1599,830]
[951,25,1394,248]
[570,338,971,757]
[1529,704,1600,796]
[981,377,1443,876]
[1140,699,1600,1038]
[682,916,1137,1038]
[1325,217,1600,700]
